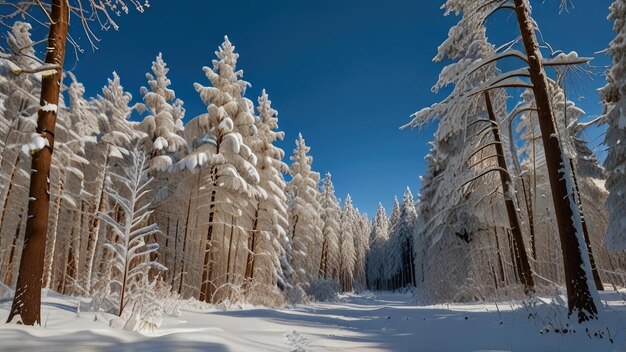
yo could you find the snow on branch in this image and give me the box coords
[542,51,592,67]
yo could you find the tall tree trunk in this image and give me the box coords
[178,173,200,295]
[63,227,77,295]
[83,149,110,293]
[493,225,506,286]
[506,229,519,283]
[319,237,328,278]
[199,187,217,303]
[43,178,64,288]
[569,158,604,291]
[507,117,537,260]
[226,215,236,285]
[7,0,69,325]
[484,92,534,293]
[513,0,598,321]
[178,197,193,294]
[409,243,416,286]
[171,219,179,286]
[245,203,259,281]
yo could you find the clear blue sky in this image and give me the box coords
[70,0,614,216]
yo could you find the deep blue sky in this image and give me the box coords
[68,0,614,216]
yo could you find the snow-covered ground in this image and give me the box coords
[1,290,625,351]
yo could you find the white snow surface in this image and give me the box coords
[1,290,625,351]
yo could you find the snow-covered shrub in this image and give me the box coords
[285,284,310,305]
[244,283,286,308]
[123,275,164,333]
[306,279,340,302]
[155,278,182,317]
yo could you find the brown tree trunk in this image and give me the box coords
[493,226,506,286]
[43,178,64,288]
[63,227,77,295]
[178,173,200,295]
[83,149,110,293]
[513,0,597,321]
[521,176,536,260]
[7,0,69,325]
[199,187,217,303]
[569,158,604,291]
[507,117,537,260]
[484,92,534,293]
[506,229,519,283]
[170,219,179,286]
[319,238,328,279]
[178,196,193,294]
[226,215,236,285]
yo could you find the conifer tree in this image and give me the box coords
[139,53,187,172]
[338,195,356,292]
[319,173,341,280]
[178,36,259,302]
[246,90,289,289]
[286,133,322,285]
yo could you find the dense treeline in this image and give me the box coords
[0,25,370,329]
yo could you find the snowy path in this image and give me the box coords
[0,290,625,351]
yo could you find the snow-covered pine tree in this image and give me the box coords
[138,53,187,172]
[96,148,166,318]
[601,0,626,252]
[176,36,260,303]
[319,172,341,281]
[245,89,289,295]
[367,204,389,290]
[388,197,400,232]
[387,188,417,289]
[352,209,371,290]
[83,72,136,294]
[338,195,356,292]
[286,133,323,286]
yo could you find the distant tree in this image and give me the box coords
[367,204,389,290]
[338,195,356,292]
[387,188,417,289]
[352,208,371,290]
[319,173,341,280]
[388,196,400,232]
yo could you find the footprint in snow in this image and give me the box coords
[285,330,309,352]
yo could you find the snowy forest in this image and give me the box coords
[0,0,625,351]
